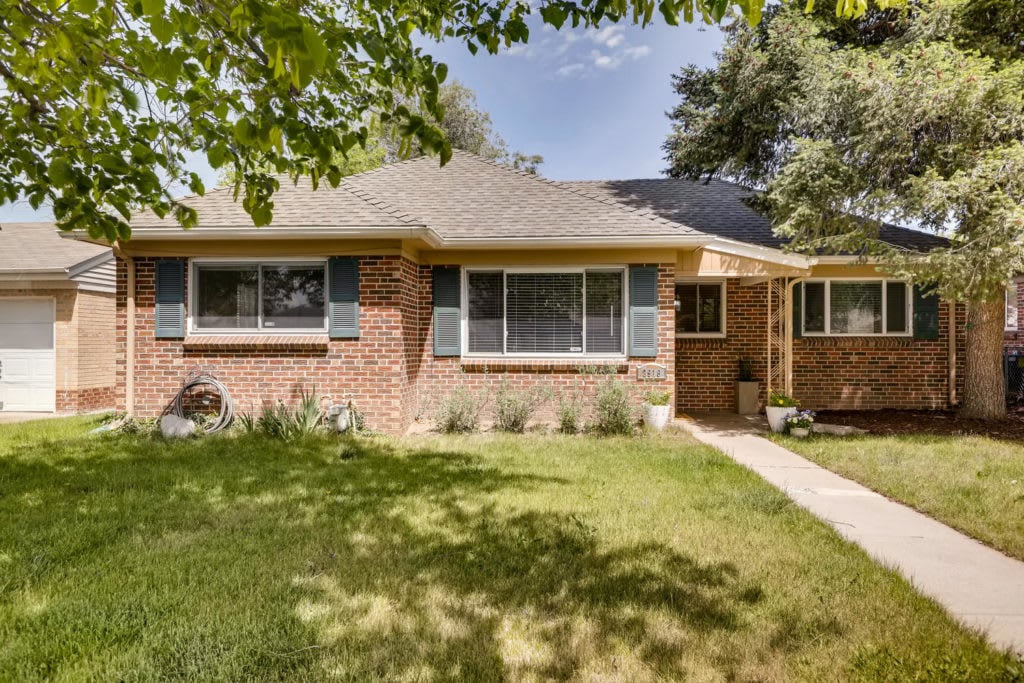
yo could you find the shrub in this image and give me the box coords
[768,390,800,408]
[493,382,535,433]
[435,387,481,433]
[257,387,324,440]
[556,394,583,435]
[643,389,671,406]
[590,378,636,436]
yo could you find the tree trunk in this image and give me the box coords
[960,295,1006,420]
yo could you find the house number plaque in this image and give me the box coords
[636,364,667,381]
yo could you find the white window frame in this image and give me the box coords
[1007,283,1019,332]
[801,278,913,337]
[674,280,727,339]
[460,265,629,359]
[188,257,329,335]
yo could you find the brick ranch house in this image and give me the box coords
[71,150,962,434]
[0,222,116,413]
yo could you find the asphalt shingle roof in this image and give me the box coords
[341,151,699,239]
[129,175,418,229]
[565,178,949,253]
[0,222,110,273]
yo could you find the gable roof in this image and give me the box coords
[0,222,111,275]
[564,178,949,253]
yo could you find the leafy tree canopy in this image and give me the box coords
[0,0,902,239]
[665,0,1024,419]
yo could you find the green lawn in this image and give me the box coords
[0,418,1020,681]
[777,432,1024,563]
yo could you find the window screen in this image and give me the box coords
[261,265,325,329]
[1008,284,1019,331]
[830,282,882,334]
[585,270,623,353]
[675,283,723,334]
[506,273,583,353]
[468,271,504,353]
[195,265,258,329]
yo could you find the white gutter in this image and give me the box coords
[704,238,817,270]
[437,235,711,249]
[62,225,443,247]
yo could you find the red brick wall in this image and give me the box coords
[1005,282,1023,351]
[676,280,768,412]
[409,264,676,428]
[675,278,962,413]
[118,255,416,432]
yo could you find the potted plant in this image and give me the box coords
[734,358,760,415]
[642,389,672,431]
[785,410,816,438]
[766,391,800,433]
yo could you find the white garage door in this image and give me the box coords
[0,299,56,412]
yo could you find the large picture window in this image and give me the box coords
[193,261,326,332]
[675,282,725,335]
[802,279,910,336]
[465,268,625,356]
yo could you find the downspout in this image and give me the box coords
[113,243,135,417]
[784,277,806,396]
[948,302,957,406]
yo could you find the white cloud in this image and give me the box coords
[556,63,586,78]
[589,26,626,48]
[591,51,618,69]
[624,45,651,60]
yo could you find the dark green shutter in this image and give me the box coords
[628,266,659,357]
[154,259,185,338]
[433,267,461,356]
[913,285,940,340]
[791,283,803,340]
[328,257,360,338]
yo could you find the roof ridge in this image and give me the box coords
[450,151,705,236]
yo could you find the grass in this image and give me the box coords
[0,417,1020,681]
[776,432,1024,563]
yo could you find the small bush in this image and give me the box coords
[556,394,583,435]
[257,387,324,440]
[493,382,550,433]
[435,388,481,433]
[643,389,671,406]
[590,378,636,436]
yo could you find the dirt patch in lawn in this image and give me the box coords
[816,409,1024,441]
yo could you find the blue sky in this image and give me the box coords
[0,19,724,223]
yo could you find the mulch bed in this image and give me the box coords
[816,409,1024,441]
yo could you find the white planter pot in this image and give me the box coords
[643,404,671,431]
[765,406,798,433]
[790,427,810,438]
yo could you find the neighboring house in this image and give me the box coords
[72,151,961,433]
[0,223,116,413]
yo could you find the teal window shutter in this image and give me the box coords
[433,267,461,356]
[154,259,185,338]
[628,266,659,358]
[913,285,940,340]
[328,257,360,338]
[791,283,803,340]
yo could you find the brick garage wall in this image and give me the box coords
[676,280,768,412]
[409,264,676,429]
[118,255,417,432]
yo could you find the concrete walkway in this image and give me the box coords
[681,412,1024,657]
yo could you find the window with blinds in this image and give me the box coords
[465,269,625,356]
[802,279,910,336]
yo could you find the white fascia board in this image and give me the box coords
[437,235,711,249]
[704,238,816,269]
[63,226,443,247]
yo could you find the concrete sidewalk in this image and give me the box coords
[681,412,1024,657]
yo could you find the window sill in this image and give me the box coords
[183,334,330,350]
[459,357,629,372]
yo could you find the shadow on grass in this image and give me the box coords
[0,432,768,680]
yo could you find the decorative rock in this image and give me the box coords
[814,423,869,436]
[160,414,195,438]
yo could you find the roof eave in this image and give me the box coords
[704,238,817,269]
